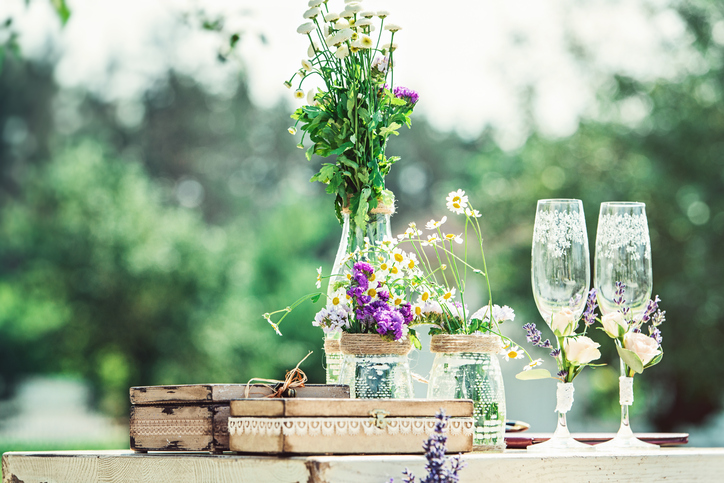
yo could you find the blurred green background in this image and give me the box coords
[1,0,723,451]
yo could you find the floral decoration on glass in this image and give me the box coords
[389,410,466,483]
[596,282,664,451]
[526,199,599,452]
[286,0,418,228]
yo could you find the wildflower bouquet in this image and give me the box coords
[287,0,418,226]
[599,282,664,375]
[516,289,603,382]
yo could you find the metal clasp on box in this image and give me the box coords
[370,409,390,429]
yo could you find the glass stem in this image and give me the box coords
[554,411,570,438]
[618,358,634,437]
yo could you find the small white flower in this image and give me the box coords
[308,0,324,8]
[283,80,292,89]
[446,189,469,214]
[442,287,456,301]
[502,345,525,361]
[303,7,321,20]
[307,43,321,58]
[385,23,402,32]
[355,18,374,29]
[425,216,447,230]
[343,4,364,15]
[307,89,318,105]
[301,59,313,72]
[316,266,323,289]
[297,22,315,35]
[359,35,373,48]
[335,44,350,59]
[324,12,339,22]
[294,89,305,99]
[360,10,375,19]
[523,358,544,371]
[325,34,335,47]
[465,208,481,218]
[334,18,350,30]
[288,126,297,135]
[382,42,398,52]
[344,0,359,4]
[421,234,440,246]
[376,10,390,19]
[443,233,463,244]
[334,28,353,44]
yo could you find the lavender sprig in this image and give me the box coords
[583,288,598,326]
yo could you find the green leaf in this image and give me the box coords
[310,294,321,303]
[305,144,315,161]
[515,368,553,380]
[379,122,401,137]
[644,350,663,369]
[50,0,71,26]
[329,142,353,156]
[616,346,645,374]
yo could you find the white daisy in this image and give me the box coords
[303,7,321,20]
[297,22,315,35]
[307,42,321,58]
[376,10,390,18]
[344,0,359,4]
[316,266,323,288]
[359,35,373,48]
[355,18,374,29]
[283,80,292,89]
[306,89,317,105]
[465,208,482,218]
[384,23,402,32]
[335,44,350,59]
[340,9,355,19]
[308,0,324,8]
[442,287,456,301]
[523,359,544,371]
[425,216,447,230]
[344,4,364,15]
[446,189,469,214]
[324,12,339,22]
[294,89,305,99]
[335,18,350,29]
[422,234,440,246]
[360,11,375,18]
[382,43,398,52]
[301,59,313,71]
[443,233,463,244]
[288,126,297,135]
[502,345,524,361]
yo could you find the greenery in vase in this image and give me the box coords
[286,0,418,226]
[516,290,604,383]
[599,282,665,376]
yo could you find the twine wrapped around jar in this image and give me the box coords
[324,338,342,354]
[339,333,412,356]
[429,334,503,354]
[340,200,395,216]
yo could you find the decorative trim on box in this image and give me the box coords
[130,419,211,437]
[228,417,474,438]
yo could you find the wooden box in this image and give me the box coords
[228,398,474,454]
[129,384,349,453]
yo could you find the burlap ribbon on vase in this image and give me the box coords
[324,338,341,354]
[339,333,412,356]
[429,334,503,354]
[340,200,395,216]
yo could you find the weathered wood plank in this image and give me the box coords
[130,406,214,452]
[229,398,473,417]
[5,448,724,483]
[130,384,350,405]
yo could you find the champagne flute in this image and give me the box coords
[594,201,657,451]
[529,199,591,452]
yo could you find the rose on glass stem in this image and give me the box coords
[551,308,578,337]
[564,336,602,365]
[624,331,661,365]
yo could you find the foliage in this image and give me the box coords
[287,1,418,227]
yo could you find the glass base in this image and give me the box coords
[595,425,660,452]
[527,424,594,453]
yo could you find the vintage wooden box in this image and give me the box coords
[228,398,474,454]
[129,384,349,452]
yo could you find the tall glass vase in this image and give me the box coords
[427,334,506,451]
[527,382,593,452]
[324,205,393,383]
[338,333,413,399]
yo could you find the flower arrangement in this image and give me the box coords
[265,190,522,356]
[516,289,603,382]
[286,0,418,226]
[599,282,664,375]
[389,410,466,483]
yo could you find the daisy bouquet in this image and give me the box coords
[599,282,664,376]
[264,190,524,356]
[516,290,603,383]
[287,0,418,227]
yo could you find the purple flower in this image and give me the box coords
[652,309,666,326]
[557,369,569,379]
[641,295,660,323]
[550,348,561,358]
[353,261,374,275]
[399,303,414,324]
[522,323,543,346]
[377,290,391,302]
[583,288,599,326]
[614,281,626,306]
[375,307,405,340]
[393,86,419,105]
[650,326,663,345]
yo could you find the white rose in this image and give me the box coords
[624,332,661,366]
[551,308,578,336]
[564,336,601,365]
[601,311,627,338]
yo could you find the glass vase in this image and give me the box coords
[324,204,393,383]
[595,360,659,451]
[338,333,413,399]
[527,382,594,452]
[427,334,506,451]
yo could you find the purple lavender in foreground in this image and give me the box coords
[393,86,419,105]
[614,281,626,306]
[583,288,598,326]
[390,410,465,483]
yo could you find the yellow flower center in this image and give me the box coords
[422,292,429,302]
[332,296,340,305]
[453,196,461,203]
[368,288,376,297]
[453,202,461,209]
[380,263,388,270]
[443,292,452,300]
[369,274,376,282]
[394,253,404,262]
[415,306,422,316]
[408,260,416,269]
[390,267,399,274]
[347,273,352,279]
[507,350,517,359]
[394,298,402,305]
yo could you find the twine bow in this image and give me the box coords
[244,351,313,398]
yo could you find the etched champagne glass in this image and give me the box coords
[594,201,658,451]
[529,199,592,452]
